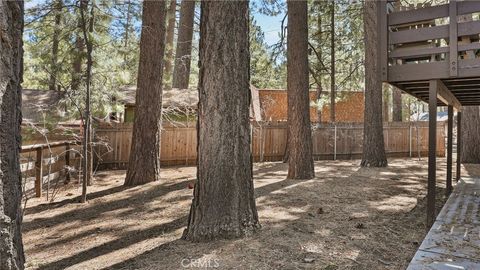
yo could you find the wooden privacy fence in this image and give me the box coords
[95,121,445,167]
[20,141,81,198]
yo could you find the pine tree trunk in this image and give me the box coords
[79,0,93,203]
[361,0,387,167]
[330,1,335,123]
[71,36,84,91]
[71,2,86,91]
[392,87,402,122]
[172,0,195,89]
[123,0,132,63]
[164,0,176,88]
[124,1,167,186]
[0,1,25,269]
[182,0,260,242]
[461,106,480,163]
[49,0,62,91]
[287,0,315,179]
[315,0,323,125]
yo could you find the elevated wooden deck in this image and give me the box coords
[381,0,480,106]
[408,177,480,269]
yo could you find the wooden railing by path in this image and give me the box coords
[20,140,81,198]
[95,121,445,168]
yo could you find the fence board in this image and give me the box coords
[95,121,445,168]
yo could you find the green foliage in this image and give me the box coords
[307,0,364,92]
[24,0,142,121]
[250,17,286,89]
[23,0,367,124]
[250,0,365,94]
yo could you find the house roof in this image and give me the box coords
[118,86,198,109]
[22,89,65,123]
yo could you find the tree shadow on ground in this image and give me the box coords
[25,159,453,269]
[25,165,317,269]
[37,216,188,270]
[24,185,131,215]
[23,179,191,233]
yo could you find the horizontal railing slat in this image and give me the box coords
[390,46,449,59]
[389,4,448,26]
[389,25,448,45]
[457,1,480,16]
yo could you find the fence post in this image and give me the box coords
[35,147,43,197]
[250,123,254,161]
[334,124,337,160]
[185,126,189,166]
[409,123,412,157]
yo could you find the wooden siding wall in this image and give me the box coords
[96,121,445,168]
[259,90,364,123]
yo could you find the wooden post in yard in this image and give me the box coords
[456,111,462,181]
[65,143,71,183]
[35,147,43,197]
[427,80,437,228]
[446,106,453,196]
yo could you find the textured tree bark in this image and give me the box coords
[71,36,84,91]
[361,0,387,167]
[71,1,86,92]
[461,106,480,163]
[79,0,93,203]
[124,1,167,186]
[392,87,402,122]
[172,0,195,89]
[122,0,132,63]
[330,1,335,123]
[164,0,176,88]
[315,0,323,125]
[49,0,63,91]
[182,0,260,242]
[286,0,315,179]
[0,1,25,269]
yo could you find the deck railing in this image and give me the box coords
[382,0,480,82]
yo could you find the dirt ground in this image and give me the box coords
[23,158,476,270]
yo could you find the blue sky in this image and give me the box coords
[25,0,284,46]
[253,11,284,47]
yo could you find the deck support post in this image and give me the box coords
[456,111,462,181]
[446,105,453,196]
[35,147,43,198]
[427,80,437,228]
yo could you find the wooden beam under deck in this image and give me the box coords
[393,76,480,107]
[436,80,462,111]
